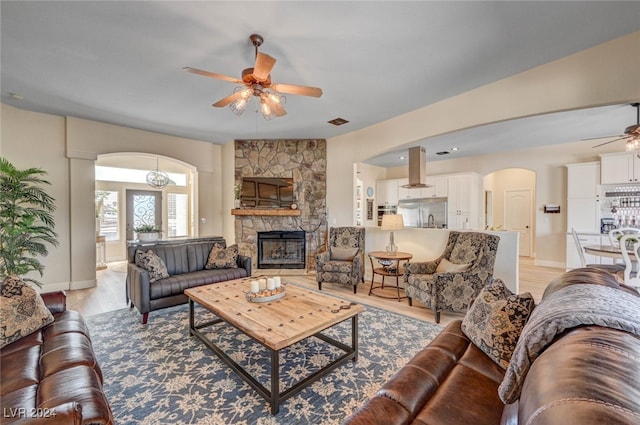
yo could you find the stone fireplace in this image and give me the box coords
[234,139,327,272]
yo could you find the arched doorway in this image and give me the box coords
[95,153,197,262]
[484,168,536,257]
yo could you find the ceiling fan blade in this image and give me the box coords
[581,134,623,141]
[212,91,243,108]
[592,135,630,148]
[182,67,243,84]
[253,53,276,82]
[272,83,323,98]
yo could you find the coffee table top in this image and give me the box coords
[185,279,364,350]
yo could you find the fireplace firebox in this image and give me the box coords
[257,231,305,269]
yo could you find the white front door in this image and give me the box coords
[505,189,532,257]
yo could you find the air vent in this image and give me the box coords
[328,117,349,126]
[436,151,450,155]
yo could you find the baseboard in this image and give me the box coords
[40,281,72,293]
[70,279,97,290]
[255,269,311,276]
[534,259,565,269]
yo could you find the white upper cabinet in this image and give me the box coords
[600,152,640,184]
[421,175,448,198]
[568,161,601,198]
[376,179,400,206]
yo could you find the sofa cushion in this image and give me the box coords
[135,249,170,283]
[461,279,535,369]
[205,243,239,269]
[0,276,54,349]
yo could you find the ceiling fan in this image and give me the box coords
[590,103,640,149]
[183,34,323,120]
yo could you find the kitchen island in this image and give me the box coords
[364,228,519,293]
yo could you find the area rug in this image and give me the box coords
[86,302,443,425]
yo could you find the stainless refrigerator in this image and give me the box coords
[397,197,448,228]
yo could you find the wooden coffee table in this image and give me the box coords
[184,279,365,414]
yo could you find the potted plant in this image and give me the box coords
[134,224,162,242]
[0,157,59,287]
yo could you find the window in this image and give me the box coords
[96,190,119,241]
[168,193,188,237]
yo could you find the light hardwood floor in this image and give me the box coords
[67,257,564,326]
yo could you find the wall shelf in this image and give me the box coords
[231,208,301,217]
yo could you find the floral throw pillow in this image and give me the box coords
[461,279,535,369]
[0,276,54,349]
[205,243,239,269]
[135,249,170,283]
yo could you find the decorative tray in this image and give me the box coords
[245,288,286,303]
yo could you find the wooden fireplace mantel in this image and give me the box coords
[231,208,301,217]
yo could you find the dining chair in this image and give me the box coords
[571,228,625,274]
[609,227,640,249]
[608,227,640,266]
[618,233,640,288]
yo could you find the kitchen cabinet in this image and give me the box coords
[376,179,400,206]
[447,173,480,230]
[600,152,640,184]
[566,162,600,233]
[399,179,428,200]
[421,175,448,198]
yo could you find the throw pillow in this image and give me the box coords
[135,249,170,283]
[461,279,535,369]
[436,258,471,273]
[0,276,54,349]
[330,247,358,261]
[205,243,239,269]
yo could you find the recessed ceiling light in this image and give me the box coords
[328,117,349,126]
[399,156,405,160]
[451,147,459,151]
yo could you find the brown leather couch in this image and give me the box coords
[343,269,640,425]
[0,291,113,425]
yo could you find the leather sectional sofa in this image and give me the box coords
[126,237,251,324]
[1,291,113,425]
[343,268,640,425]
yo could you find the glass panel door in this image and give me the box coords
[126,190,162,241]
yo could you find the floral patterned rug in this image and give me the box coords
[86,300,443,425]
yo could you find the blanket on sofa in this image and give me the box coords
[499,283,640,404]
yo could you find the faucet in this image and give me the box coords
[427,214,435,228]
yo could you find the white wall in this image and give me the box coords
[327,32,640,269]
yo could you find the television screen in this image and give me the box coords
[241,177,294,208]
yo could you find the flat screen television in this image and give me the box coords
[241,177,294,208]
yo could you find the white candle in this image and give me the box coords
[274,276,281,288]
[250,280,260,293]
[267,278,276,290]
[259,278,267,291]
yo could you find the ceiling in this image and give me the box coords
[2,1,639,167]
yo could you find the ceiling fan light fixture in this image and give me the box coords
[625,136,640,152]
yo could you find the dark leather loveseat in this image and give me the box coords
[127,237,251,324]
[343,268,640,425]
[0,291,113,425]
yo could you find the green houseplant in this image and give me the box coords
[0,157,59,287]
[133,224,162,242]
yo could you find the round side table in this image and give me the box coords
[368,251,412,301]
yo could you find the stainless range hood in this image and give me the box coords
[402,146,430,188]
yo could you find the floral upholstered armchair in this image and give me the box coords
[404,231,500,323]
[316,227,365,293]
